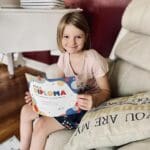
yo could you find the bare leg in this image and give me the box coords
[30,117,65,150]
[20,104,39,150]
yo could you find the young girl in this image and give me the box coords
[20,12,111,150]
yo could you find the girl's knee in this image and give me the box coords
[21,104,37,121]
[33,117,49,136]
[21,104,31,117]
[33,118,46,131]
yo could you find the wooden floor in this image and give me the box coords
[0,64,44,143]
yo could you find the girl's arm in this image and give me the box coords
[92,74,111,107]
[77,74,111,110]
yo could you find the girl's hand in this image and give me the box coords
[24,91,32,105]
[77,94,93,111]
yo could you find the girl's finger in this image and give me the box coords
[28,102,32,105]
[25,91,30,95]
[77,98,93,110]
[78,99,88,106]
[25,99,30,103]
[78,105,89,111]
[77,94,87,99]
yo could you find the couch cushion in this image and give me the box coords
[114,32,150,72]
[65,92,150,150]
[45,129,115,150]
[95,147,115,150]
[122,0,150,35]
[118,138,150,150]
[109,60,150,97]
[45,129,74,150]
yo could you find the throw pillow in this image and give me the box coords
[65,92,150,150]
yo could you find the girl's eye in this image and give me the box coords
[76,36,81,39]
[63,35,69,39]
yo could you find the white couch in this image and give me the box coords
[45,0,150,149]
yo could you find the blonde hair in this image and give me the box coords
[57,12,90,52]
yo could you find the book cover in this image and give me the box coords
[25,73,80,117]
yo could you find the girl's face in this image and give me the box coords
[62,24,86,54]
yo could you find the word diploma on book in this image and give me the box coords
[26,74,80,117]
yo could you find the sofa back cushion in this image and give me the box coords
[122,0,150,35]
[114,0,150,72]
[109,60,150,97]
[115,32,150,72]
[109,0,150,97]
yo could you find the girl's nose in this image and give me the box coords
[70,37,76,45]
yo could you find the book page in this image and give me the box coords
[26,74,80,117]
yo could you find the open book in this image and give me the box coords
[25,73,80,117]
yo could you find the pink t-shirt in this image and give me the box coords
[57,49,109,94]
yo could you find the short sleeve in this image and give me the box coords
[91,50,109,78]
